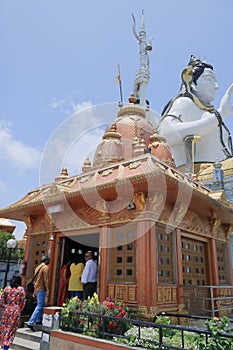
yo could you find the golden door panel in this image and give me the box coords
[157,225,175,284]
[29,234,48,278]
[181,237,209,286]
[216,241,229,285]
[109,225,136,283]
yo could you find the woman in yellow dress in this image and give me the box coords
[68,257,84,299]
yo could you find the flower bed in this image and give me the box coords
[60,295,233,349]
[114,315,233,349]
[60,293,131,338]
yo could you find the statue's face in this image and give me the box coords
[192,68,219,103]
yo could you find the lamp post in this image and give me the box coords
[3,238,17,288]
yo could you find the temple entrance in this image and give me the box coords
[62,234,99,265]
[53,233,99,305]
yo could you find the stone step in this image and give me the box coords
[15,327,42,342]
[11,328,41,350]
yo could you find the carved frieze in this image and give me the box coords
[209,217,222,235]
[133,192,147,211]
[129,161,142,169]
[224,224,233,237]
[138,306,148,315]
[184,210,206,235]
[95,200,109,219]
[80,175,90,183]
[107,284,137,304]
[157,286,177,304]
[24,215,34,233]
[107,285,115,300]
[149,192,164,212]
[149,306,158,317]
[110,209,134,223]
[102,169,113,177]
[128,286,137,303]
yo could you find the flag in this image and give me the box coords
[115,65,121,84]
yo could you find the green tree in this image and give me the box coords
[0,230,24,261]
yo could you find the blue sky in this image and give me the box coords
[1,0,233,239]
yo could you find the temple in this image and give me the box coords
[0,11,233,319]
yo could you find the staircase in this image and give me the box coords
[11,327,41,350]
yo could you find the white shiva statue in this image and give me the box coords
[158,55,233,171]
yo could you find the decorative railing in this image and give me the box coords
[184,285,233,317]
[60,311,233,349]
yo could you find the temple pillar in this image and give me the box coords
[209,238,219,286]
[47,230,55,305]
[149,223,157,307]
[23,233,32,286]
[226,240,233,285]
[98,226,109,302]
[136,220,150,308]
[176,229,184,307]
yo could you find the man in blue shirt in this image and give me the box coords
[81,251,98,300]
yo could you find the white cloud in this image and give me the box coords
[51,96,93,115]
[40,102,119,183]
[0,181,8,193]
[0,120,41,171]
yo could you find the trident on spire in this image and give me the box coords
[132,10,153,108]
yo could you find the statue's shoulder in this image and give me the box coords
[169,96,200,117]
[160,95,202,124]
[170,96,195,110]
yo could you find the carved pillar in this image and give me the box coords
[226,239,233,285]
[183,135,200,174]
[23,215,34,281]
[224,224,233,285]
[176,229,184,307]
[149,223,157,307]
[98,226,109,302]
[209,238,220,314]
[23,234,32,285]
[137,220,150,307]
[209,238,219,286]
[45,213,56,305]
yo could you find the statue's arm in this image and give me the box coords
[158,98,218,145]
[218,83,233,119]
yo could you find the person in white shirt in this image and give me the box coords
[81,251,98,300]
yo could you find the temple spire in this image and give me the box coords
[132,10,152,108]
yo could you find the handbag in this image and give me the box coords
[26,265,43,294]
[26,281,35,293]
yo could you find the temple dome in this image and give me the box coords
[92,103,177,169]
[93,122,124,167]
[149,129,176,167]
[92,104,155,167]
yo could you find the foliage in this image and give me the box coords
[0,231,24,261]
[60,293,131,338]
[114,314,198,349]
[114,315,233,350]
[197,316,232,350]
[61,302,233,349]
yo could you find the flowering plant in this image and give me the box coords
[60,293,131,338]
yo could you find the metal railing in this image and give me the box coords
[60,311,233,349]
[184,285,233,318]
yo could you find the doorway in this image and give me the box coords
[53,233,99,305]
[63,233,99,265]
